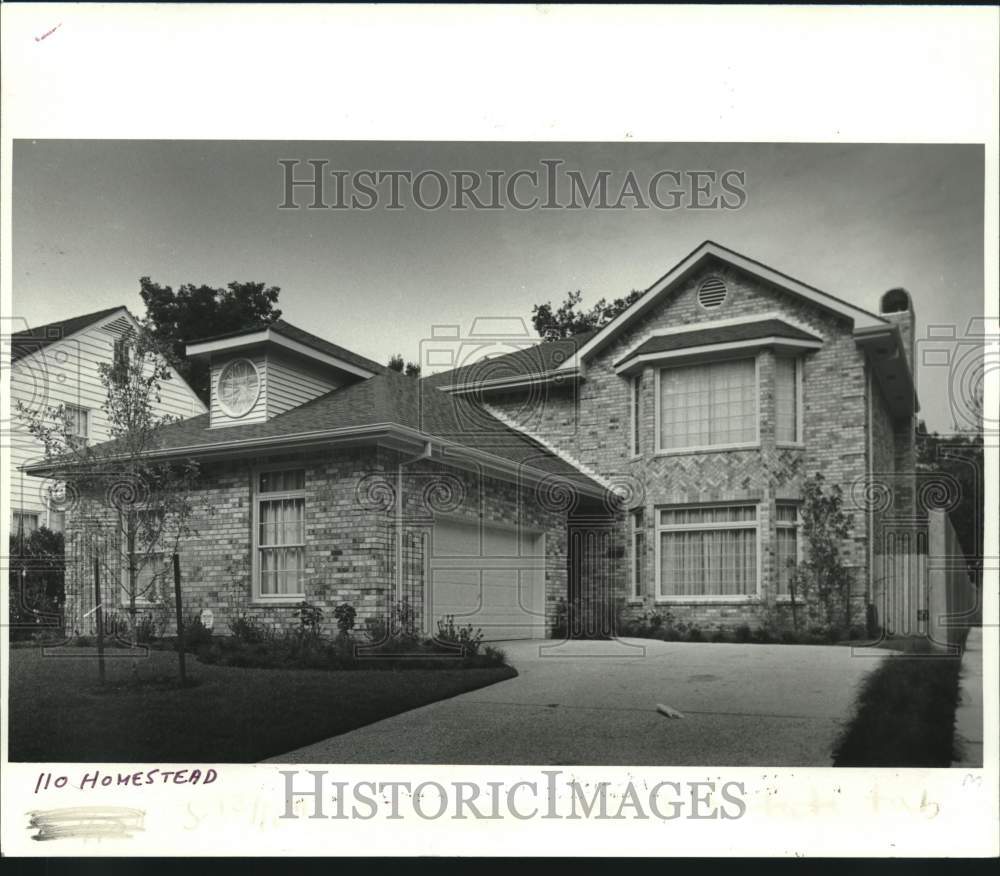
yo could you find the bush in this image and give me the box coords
[182,614,214,649]
[686,626,703,642]
[436,615,485,657]
[710,628,728,643]
[752,626,773,644]
[333,603,356,635]
[135,613,158,644]
[229,613,270,644]
[734,624,752,643]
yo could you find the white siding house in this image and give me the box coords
[6,306,207,532]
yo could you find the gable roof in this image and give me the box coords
[25,369,606,495]
[423,331,596,392]
[186,318,386,376]
[615,318,822,368]
[10,306,127,363]
[560,241,888,370]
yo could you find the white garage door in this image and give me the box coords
[428,518,546,641]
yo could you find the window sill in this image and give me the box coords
[251,596,306,606]
[776,442,805,450]
[654,596,759,605]
[653,443,759,457]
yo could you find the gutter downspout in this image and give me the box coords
[867,364,874,610]
[396,440,434,608]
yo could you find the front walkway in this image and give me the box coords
[270,638,887,765]
[953,626,984,768]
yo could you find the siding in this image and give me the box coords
[8,314,207,525]
[265,349,341,418]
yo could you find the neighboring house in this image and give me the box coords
[8,306,207,534]
[39,243,919,639]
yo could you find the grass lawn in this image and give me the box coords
[832,643,963,767]
[8,646,516,762]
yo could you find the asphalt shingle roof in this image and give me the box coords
[422,331,596,388]
[11,306,126,363]
[617,318,820,364]
[189,319,386,375]
[69,369,601,489]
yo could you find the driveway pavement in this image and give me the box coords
[270,638,889,765]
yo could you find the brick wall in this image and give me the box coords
[488,259,891,632]
[62,445,572,639]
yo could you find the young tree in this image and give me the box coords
[531,289,645,340]
[19,327,201,677]
[140,277,282,403]
[787,473,855,634]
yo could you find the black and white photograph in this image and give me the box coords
[1,3,996,859]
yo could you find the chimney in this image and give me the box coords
[879,287,916,395]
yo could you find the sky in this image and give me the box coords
[11,141,986,431]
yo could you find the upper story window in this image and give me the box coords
[658,358,757,451]
[630,374,642,456]
[218,358,261,419]
[255,468,306,599]
[775,357,801,444]
[64,404,89,445]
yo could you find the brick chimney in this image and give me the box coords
[879,287,916,395]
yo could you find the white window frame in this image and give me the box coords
[654,503,762,603]
[629,373,642,458]
[628,510,645,600]
[774,356,804,447]
[119,508,169,607]
[654,354,761,455]
[774,501,803,600]
[12,511,39,535]
[252,464,307,603]
[64,404,89,443]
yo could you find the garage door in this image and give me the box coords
[428,518,546,641]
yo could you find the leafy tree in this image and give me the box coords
[387,354,421,377]
[140,278,281,403]
[787,473,855,633]
[8,527,65,640]
[531,289,645,340]
[18,327,201,677]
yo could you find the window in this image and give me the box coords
[630,510,646,597]
[775,503,800,596]
[775,357,800,443]
[64,404,89,443]
[630,374,642,456]
[658,505,758,598]
[113,337,130,371]
[122,509,168,605]
[658,358,757,451]
[255,469,306,598]
[12,512,39,535]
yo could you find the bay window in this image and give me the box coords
[630,510,645,597]
[255,468,306,598]
[657,504,758,598]
[775,503,800,596]
[658,358,757,451]
[775,357,801,443]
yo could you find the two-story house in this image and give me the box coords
[39,244,918,639]
[8,306,207,533]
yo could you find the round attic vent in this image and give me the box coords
[697,276,728,310]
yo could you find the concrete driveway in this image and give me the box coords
[270,638,888,765]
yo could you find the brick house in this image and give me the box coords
[39,242,918,639]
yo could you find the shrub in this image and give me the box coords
[686,626,703,642]
[710,627,727,644]
[183,614,214,649]
[296,601,324,639]
[553,598,569,638]
[752,626,773,644]
[436,615,485,657]
[229,613,270,644]
[135,612,158,644]
[482,645,507,667]
[734,623,752,643]
[333,603,356,635]
[780,629,800,645]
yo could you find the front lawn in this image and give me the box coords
[832,642,963,766]
[8,646,516,762]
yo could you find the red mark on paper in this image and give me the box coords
[35,23,62,43]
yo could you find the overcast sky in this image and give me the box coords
[12,141,985,431]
